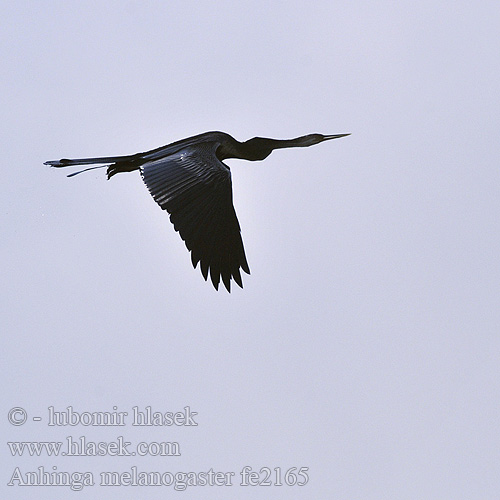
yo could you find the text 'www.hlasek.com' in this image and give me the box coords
[6,405,309,492]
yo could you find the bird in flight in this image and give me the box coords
[46,131,349,292]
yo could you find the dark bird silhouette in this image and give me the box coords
[45,131,350,292]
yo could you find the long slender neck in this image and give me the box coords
[220,135,325,162]
[234,139,282,161]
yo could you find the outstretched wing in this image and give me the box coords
[140,141,250,292]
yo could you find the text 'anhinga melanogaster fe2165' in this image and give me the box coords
[45,131,350,292]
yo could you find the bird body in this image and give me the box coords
[45,131,349,291]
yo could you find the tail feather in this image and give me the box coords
[66,165,108,177]
[44,155,135,167]
[45,154,141,179]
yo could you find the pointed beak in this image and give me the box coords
[323,133,351,140]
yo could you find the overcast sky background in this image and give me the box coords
[1,1,499,499]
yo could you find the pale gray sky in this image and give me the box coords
[2,1,499,499]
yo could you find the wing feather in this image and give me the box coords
[140,141,250,291]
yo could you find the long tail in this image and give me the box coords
[44,154,136,167]
[44,154,139,178]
